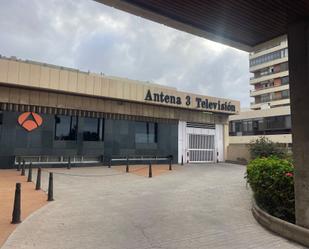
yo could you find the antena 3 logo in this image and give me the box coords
[18,112,43,132]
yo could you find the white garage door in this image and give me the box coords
[188,134,215,163]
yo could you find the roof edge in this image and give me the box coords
[95,0,253,52]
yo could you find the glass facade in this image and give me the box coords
[229,115,291,136]
[0,111,179,168]
[55,115,78,141]
[54,115,158,143]
[250,48,288,67]
[83,117,104,141]
[135,122,158,143]
[0,112,2,140]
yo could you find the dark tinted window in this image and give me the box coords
[281,76,289,85]
[150,122,158,143]
[250,48,288,66]
[135,122,158,143]
[55,115,78,141]
[135,122,147,143]
[83,118,104,141]
[229,115,291,136]
[280,62,289,71]
[0,112,2,140]
[282,89,290,98]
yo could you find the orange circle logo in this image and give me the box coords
[18,112,43,132]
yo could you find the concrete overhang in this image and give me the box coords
[95,0,309,52]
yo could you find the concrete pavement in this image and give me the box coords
[2,164,306,249]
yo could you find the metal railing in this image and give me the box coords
[14,155,102,166]
[110,155,172,164]
[250,83,289,94]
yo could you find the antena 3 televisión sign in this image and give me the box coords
[144,89,236,113]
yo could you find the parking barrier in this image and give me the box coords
[126,157,129,173]
[36,168,41,190]
[67,157,71,169]
[21,160,25,176]
[148,161,152,178]
[17,159,21,171]
[47,172,54,201]
[27,163,32,182]
[11,183,21,224]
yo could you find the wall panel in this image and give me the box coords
[7,61,19,84]
[50,68,60,90]
[18,62,30,85]
[59,70,69,91]
[40,67,50,89]
[29,65,41,87]
[0,59,8,83]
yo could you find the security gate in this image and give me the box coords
[188,134,215,163]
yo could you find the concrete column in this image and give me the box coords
[288,21,309,228]
[223,123,229,162]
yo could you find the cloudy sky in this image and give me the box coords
[0,0,251,107]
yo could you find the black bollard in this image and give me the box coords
[148,161,152,178]
[11,183,21,224]
[67,157,71,169]
[47,172,54,201]
[17,158,21,171]
[21,160,25,176]
[169,158,172,171]
[108,159,111,168]
[27,163,32,182]
[126,157,129,173]
[181,155,184,165]
[36,168,41,190]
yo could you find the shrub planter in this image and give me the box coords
[252,201,309,247]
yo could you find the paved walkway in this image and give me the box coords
[0,170,47,247]
[2,164,306,249]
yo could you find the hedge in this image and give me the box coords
[246,157,295,223]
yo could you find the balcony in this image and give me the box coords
[254,95,290,104]
[249,40,287,59]
[249,57,288,73]
[250,70,289,85]
[251,97,290,110]
[250,84,289,97]
[250,68,288,80]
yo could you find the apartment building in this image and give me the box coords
[228,35,292,163]
[249,35,289,110]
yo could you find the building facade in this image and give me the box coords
[249,35,289,110]
[0,56,239,169]
[228,35,292,163]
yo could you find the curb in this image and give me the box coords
[252,201,309,247]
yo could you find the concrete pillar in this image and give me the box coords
[223,123,229,162]
[288,21,309,228]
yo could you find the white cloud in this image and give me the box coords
[0,0,251,107]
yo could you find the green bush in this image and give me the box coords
[249,137,287,159]
[246,157,295,223]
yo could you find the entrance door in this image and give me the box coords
[188,134,215,163]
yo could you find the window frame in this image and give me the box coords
[135,121,158,144]
[82,117,104,142]
[54,115,78,141]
